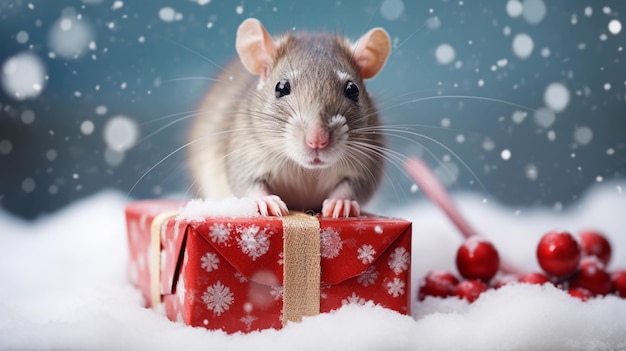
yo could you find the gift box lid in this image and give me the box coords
[126,200,412,295]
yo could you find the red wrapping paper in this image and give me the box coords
[125,199,412,333]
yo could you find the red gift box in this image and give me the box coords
[125,199,412,333]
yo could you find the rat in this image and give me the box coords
[188,18,391,218]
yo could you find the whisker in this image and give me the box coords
[353,126,490,196]
[389,20,427,57]
[378,94,536,117]
[163,38,229,73]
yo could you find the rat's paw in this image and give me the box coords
[255,195,289,217]
[321,199,360,218]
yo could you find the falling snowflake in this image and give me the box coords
[200,252,220,272]
[357,265,379,287]
[357,244,376,264]
[270,285,284,301]
[236,225,271,261]
[202,281,234,316]
[342,292,367,306]
[388,247,410,275]
[320,227,343,259]
[240,315,258,331]
[386,278,406,298]
[209,223,231,245]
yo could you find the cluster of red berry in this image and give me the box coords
[418,230,626,303]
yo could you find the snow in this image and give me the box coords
[103,115,140,152]
[500,149,512,160]
[608,19,622,35]
[179,197,260,220]
[380,0,405,21]
[47,15,94,59]
[80,120,95,136]
[159,7,183,23]
[435,43,456,65]
[534,107,556,128]
[1,52,46,100]
[573,126,593,146]
[521,0,547,25]
[506,0,523,18]
[16,30,29,44]
[544,82,571,112]
[20,109,36,125]
[512,33,534,59]
[1,182,626,350]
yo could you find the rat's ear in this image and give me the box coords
[236,18,277,78]
[352,28,391,79]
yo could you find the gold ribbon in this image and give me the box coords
[148,210,322,326]
[149,210,179,308]
[281,212,321,326]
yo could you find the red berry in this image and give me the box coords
[569,257,612,296]
[455,237,500,281]
[578,230,612,266]
[453,279,489,303]
[568,287,593,301]
[611,270,626,298]
[518,272,551,285]
[536,230,581,279]
[418,270,460,301]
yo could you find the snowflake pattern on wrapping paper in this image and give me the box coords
[357,265,379,287]
[341,292,368,306]
[270,285,284,301]
[320,227,343,259]
[353,221,367,234]
[386,278,406,298]
[240,315,258,331]
[388,247,410,275]
[200,252,220,272]
[202,281,234,316]
[277,251,284,265]
[236,225,271,261]
[234,272,248,283]
[209,223,230,245]
[357,244,376,264]
[320,285,331,300]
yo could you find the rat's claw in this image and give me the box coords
[255,195,289,217]
[322,199,360,218]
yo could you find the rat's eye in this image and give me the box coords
[345,81,359,101]
[275,79,291,98]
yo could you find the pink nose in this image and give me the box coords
[306,128,329,149]
[306,135,329,149]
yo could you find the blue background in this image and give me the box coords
[0,0,624,219]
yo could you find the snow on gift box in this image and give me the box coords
[125,198,412,334]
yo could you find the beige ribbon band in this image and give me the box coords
[149,210,179,308]
[281,212,321,326]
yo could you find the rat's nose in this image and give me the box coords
[306,126,329,149]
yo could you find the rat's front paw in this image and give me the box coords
[255,195,289,217]
[321,199,360,218]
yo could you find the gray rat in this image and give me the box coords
[188,18,391,218]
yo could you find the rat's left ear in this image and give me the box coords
[352,28,391,79]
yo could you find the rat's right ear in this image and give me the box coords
[236,18,277,79]
[352,28,391,79]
